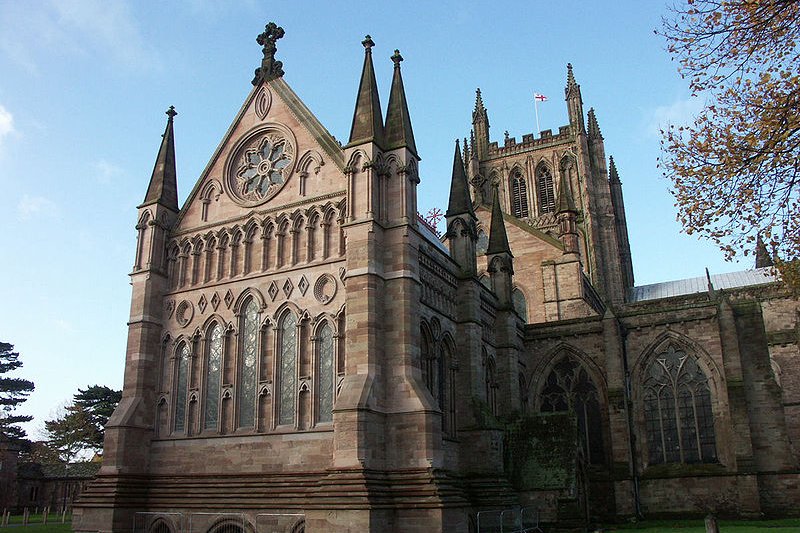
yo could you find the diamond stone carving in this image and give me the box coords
[268,281,279,301]
[198,294,208,313]
[282,278,294,298]
[224,289,234,309]
[298,275,309,296]
[210,292,221,311]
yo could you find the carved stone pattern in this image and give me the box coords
[314,274,338,305]
[165,299,176,319]
[224,289,235,309]
[176,300,194,327]
[210,292,221,311]
[419,253,457,318]
[198,294,208,313]
[229,131,295,206]
[268,281,279,301]
[282,278,294,298]
[254,86,272,120]
[298,275,309,296]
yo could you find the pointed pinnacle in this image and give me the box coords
[348,34,384,148]
[755,234,774,268]
[565,63,579,98]
[609,156,620,182]
[166,106,177,120]
[556,173,578,214]
[446,139,474,218]
[487,184,511,255]
[391,49,403,66]
[362,35,375,50]
[142,107,178,211]
[474,88,485,112]
[384,47,416,155]
[587,108,603,140]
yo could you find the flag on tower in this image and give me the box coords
[534,93,548,102]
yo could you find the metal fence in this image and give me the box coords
[476,506,542,533]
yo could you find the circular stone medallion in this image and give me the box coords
[225,125,296,207]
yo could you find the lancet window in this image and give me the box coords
[204,323,223,431]
[512,288,528,322]
[173,342,189,433]
[643,344,716,465]
[484,352,497,416]
[278,312,298,426]
[237,300,259,428]
[537,165,556,214]
[420,323,458,439]
[511,171,529,218]
[539,355,605,464]
[316,322,335,423]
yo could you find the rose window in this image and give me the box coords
[229,131,295,204]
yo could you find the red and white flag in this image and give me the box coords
[534,92,548,102]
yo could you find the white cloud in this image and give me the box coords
[93,159,123,184]
[17,194,58,221]
[0,105,14,148]
[646,96,705,138]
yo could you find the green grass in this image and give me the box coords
[602,518,800,532]
[5,514,71,526]
[2,525,72,533]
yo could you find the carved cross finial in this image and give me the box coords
[391,49,403,66]
[362,35,375,51]
[166,106,177,120]
[252,22,285,86]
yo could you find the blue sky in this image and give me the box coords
[0,1,748,438]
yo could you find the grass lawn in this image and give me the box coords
[602,518,800,532]
[2,525,72,533]
[5,514,71,526]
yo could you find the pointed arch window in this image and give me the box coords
[204,324,223,431]
[237,300,259,428]
[278,312,298,426]
[539,356,605,464]
[537,165,556,214]
[643,345,716,465]
[484,352,497,416]
[173,342,190,433]
[317,322,335,424]
[511,171,529,218]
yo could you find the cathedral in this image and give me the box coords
[73,23,800,533]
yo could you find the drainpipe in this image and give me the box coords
[620,325,642,518]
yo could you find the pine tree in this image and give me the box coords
[0,341,35,441]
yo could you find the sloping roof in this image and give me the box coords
[20,462,101,480]
[628,267,778,302]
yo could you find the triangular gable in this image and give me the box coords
[175,77,346,229]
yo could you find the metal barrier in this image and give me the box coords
[476,506,542,533]
[133,512,305,533]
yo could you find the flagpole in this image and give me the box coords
[534,94,541,136]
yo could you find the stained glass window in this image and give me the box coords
[511,171,529,218]
[539,356,605,464]
[537,165,555,213]
[317,323,334,423]
[174,342,189,433]
[237,300,259,428]
[643,345,717,465]
[279,313,298,425]
[204,324,223,431]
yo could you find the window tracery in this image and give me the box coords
[237,300,259,428]
[174,342,189,433]
[278,312,298,425]
[204,324,223,431]
[317,322,334,423]
[539,355,604,464]
[643,344,716,465]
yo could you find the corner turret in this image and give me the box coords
[608,156,634,287]
[347,35,385,149]
[141,106,179,213]
[564,64,585,134]
[556,174,580,255]
[472,88,490,160]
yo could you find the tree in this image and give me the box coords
[44,385,121,461]
[658,0,800,287]
[0,341,35,440]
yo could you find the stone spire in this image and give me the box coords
[487,185,511,256]
[587,108,603,141]
[756,235,774,268]
[348,35,385,148]
[252,22,285,85]
[142,106,179,211]
[564,63,585,134]
[556,174,580,255]
[446,139,475,218]
[384,49,417,156]
[472,88,490,159]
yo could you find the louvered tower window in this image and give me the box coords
[643,345,717,465]
[537,165,556,213]
[511,171,529,218]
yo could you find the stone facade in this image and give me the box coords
[74,24,800,533]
